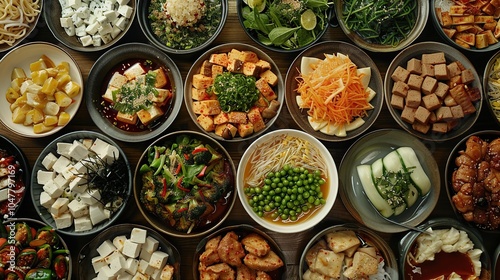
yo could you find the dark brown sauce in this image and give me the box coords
[405,249,476,280]
[98,58,174,132]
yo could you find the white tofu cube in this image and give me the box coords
[74,216,93,232]
[90,138,110,155]
[73,160,88,173]
[52,156,72,174]
[75,24,87,36]
[68,199,89,218]
[103,10,118,22]
[130,228,147,244]
[137,259,154,276]
[0,189,8,202]
[50,197,69,216]
[122,240,141,258]
[89,203,108,225]
[149,251,168,270]
[93,35,103,46]
[124,258,139,275]
[82,138,94,149]
[68,0,82,8]
[160,265,174,280]
[117,5,133,18]
[117,272,133,280]
[69,140,90,161]
[105,249,124,264]
[80,189,100,205]
[57,142,72,157]
[76,5,90,18]
[97,266,115,280]
[60,17,73,28]
[109,252,126,273]
[61,165,77,180]
[85,21,100,35]
[139,248,152,262]
[97,240,117,257]
[123,63,145,81]
[69,176,88,193]
[143,236,159,253]
[101,33,113,44]
[52,211,73,229]
[150,268,162,280]
[43,180,64,198]
[116,0,130,5]
[98,144,120,164]
[110,26,122,38]
[131,272,148,280]
[91,255,108,273]
[112,235,127,252]
[65,25,76,36]
[37,170,55,185]
[40,191,55,209]
[61,7,75,17]
[81,35,93,46]
[42,153,58,170]
[53,174,70,189]
[114,17,127,31]
[98,22,113,35]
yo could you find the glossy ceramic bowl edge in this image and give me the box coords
[137,0,228,54]
[184,43,285,142]
[298,223,398,279]
[133,130,237,238]
[30,131,132,236]
[236,129,338,233]
[85,42,184,142]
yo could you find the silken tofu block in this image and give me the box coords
[130,228,148,244]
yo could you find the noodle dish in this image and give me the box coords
[237,129,338,233]
[0,0,42,53]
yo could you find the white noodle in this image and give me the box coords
[0,0,40,46]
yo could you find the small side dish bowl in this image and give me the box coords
[0,0,42,53]
[334,0,428,52]
[31,131,132,236]
[285,41,384,142]
[384,41,482,142]
[399,218,491,279]
[299,224,398,279]
[193,224,287,279]
[138,0,227,54]
[445,130,500,233]
[44,0,136,52]
[134,130,236,238]
[237,129,338,234]
[430,0,500,52]
[184,43,284,142]
[78,223,181,279]
[2,217,72,279]
[0,135,30,218]
[339,129,440,233]
[236,0,331,53]
[483,50,500,126]
[86,42,183,142]
[0,42,83,138]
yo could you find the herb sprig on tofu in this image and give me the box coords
[208,71,260,112]
[112,71,159,114]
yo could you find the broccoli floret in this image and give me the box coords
[199,186,223,203]
[187,199,207,220]
[193,150,212,165]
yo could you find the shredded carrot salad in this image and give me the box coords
[296,54,372,126]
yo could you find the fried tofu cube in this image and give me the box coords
[406,89,422,108]
[192,100,221,115]
[241,50,259,63]
[228,111,247,124]
[413,122,431,134]
[407,74,424,90]
[435,82,450,99]
[123,63,146,80]
[461,69,475,84]
[434,63,450,80]
[243,62,262,77]
[197,114,215,131]
[440,11,453,27]
[255,78,277,101]
[391,66,410,82]
[109,72,128,88]
[455,32,475,45]
[452,15,475,25]
[102,86,119,103]
[200,60,213,77]
[192,74,214,90]
[137,106,163,125]
[227,59,244,73]
[325,231,360,253]
[390,94,405,110]
[214,112,229,125]
[432,122,449,133]
[247,107,266,132]
[422,52,446,65]
[215,123,238,139]
[415,106,431,124]
[259,70,278,86]
[436,106,453,121]
[152,88,172,104]
[392,81,409,97]
[422,76,438,95]
[116,111,137,125]
[255,60,271,71]
[153,68,168,88]
[209,53,229,67]
[422,93,441,111]
[401,106,417,124]
[192,87,210,101]
[237,123,254,138]
[211,65,224,78]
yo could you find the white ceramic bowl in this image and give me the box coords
[0,42,83,138]
[237,129,338,233]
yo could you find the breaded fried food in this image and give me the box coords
[343,251,378,279]
[305,239,327,268]
[325,230,360,253]
[217,231,246,267]
[206,235,222,250]
[199,262,218,280]
[236,264,256,280]
[256,271,272,280]
[206,263,236,280]
[241,233,271,257]
[243,250,284,272]
[200,235,223,266]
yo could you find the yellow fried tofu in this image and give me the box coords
[255,78,277,101]
[214,112,229,125]
[305,239,328,268]
[209,53,229,67]
[228,111,247,124]
[193,74,214,90]
[197,114,215,131]
[243,62,262,77]
[241,233,271,257]
[247,107,266,132]
[259,69,278,87]
[137,105,163,126]
[243,250,284,272]
[217,231,246,267]
[116,111,137,125]
[227,59,244,73]
[212,65,224,78]
[237,123,254,138]
[152,88,172,104]
[192,87,211,101]
[241,50,259,63]
[153,68,168,88]
[325,230,361,253]
[255,60,271,71]
[342,251,378,279]
[192,100,221,115]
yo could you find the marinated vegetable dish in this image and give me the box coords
[404,227,483,279]
[100,58,174,132]
[342,0,417,47]
[451,135,500,230]
[139,134,234,233]
[190,48,280,139]
[0,148,25,217]
[198,230,284,279]
[148,0,223,50]
[0,220,70,279]
[241,0,330,50]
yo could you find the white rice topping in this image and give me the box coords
[163,0,207,27]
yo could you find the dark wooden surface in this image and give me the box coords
[1,1,498,279]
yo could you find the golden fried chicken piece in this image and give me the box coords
[206,263,236,280]
[243,250,284,272]
[343,251,378,279]
[217,231,246,267]
[236,264,256,280]
[206,235,222,250]
[200,235,222,266]
[256,271,271,280]
[241,233,271,257]
[199,262,218,280]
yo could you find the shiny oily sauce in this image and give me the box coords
[99,58,174,132]
[404,247,476,279]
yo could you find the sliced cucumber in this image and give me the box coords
[393,203,407,216]
[382,150,404,172]
[396,147,431,195]
[357,164,394,218]
[404,184,419,208]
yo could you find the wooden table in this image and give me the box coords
[1,2,499,279]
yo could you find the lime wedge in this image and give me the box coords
[247,0,266,12]
[300,9,317,31]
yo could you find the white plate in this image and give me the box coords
[0,42,83,138]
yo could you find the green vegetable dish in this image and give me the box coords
[209,72,260,112]
[241,0,330,50]
[342,0,417,46]
[139,134,234,233]
[148,0,223,50]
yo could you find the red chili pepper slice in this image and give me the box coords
[176,177,190,192]
[192,147,208,154]
[183,153,190,161]
[177,207,188,213]
[197,165,207,178]
[161,178,167,197]
[175,163,181,175]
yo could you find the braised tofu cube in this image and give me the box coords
[414,106,431,124]
[255,60,271,71]
[390,94,405,110]
[422,93,441,111]
[461,69,475,84]
[109,72,128,88]
[214,112,229,125]
[440,11,453,27]
[255,96,269,108]
[443,28,457,38]
[137,106,164,125]
[405,89,421,108]
[238,123,254,138]
[401,106,417,124]
[455,32,475,46]
[192,100,221,115]
[211,65,224,78]
[432,122,449,133]
[422,52,446,65]
[116,111,138,125]
[450,5,468,15]
[192,74,214,90]
[422,76,438,95]
[436,106,453,121]
[228,49,244,61]
[260,69,278,87]
[247,107,266,132]
[209,53,229,67]
[452,15,475,25]
[434,64,450,80]
[450,105,464,118]
[152,68,168,88]
[152,88,172,104]
[447,62,462,77]
[407,74,424,90]
[413,122,431,134]
[102,86,118,103]
[124,63,146,80]
[435,82,450,99]
[192,87,210,101]
[241,50,259,62]
[200,60,213,77]
[255,78,277,101]
[421,64,435,77]
[392,81,409,97]
[215,123,238,139]
[243,62,262,77]
[407,58,422,75]
[482,30,498,45]
[227,59,244,73]
[391,66,410,82]
[476,33,489,49]
[228,111,247,124]
[197,114,215,131]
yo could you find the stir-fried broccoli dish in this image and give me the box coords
[139,134,234,233]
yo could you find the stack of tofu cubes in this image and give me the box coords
[92,227,174,280]
[37,137,121,232]
[58,0,134,47]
